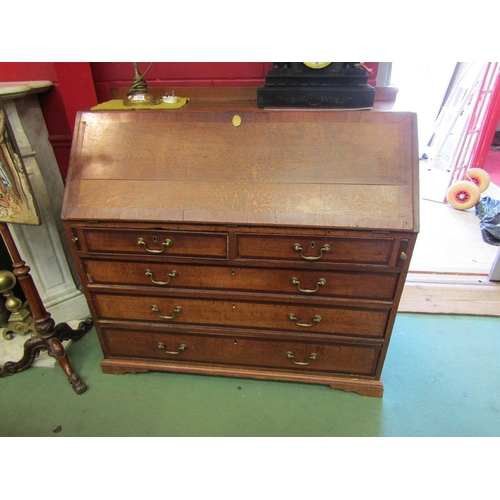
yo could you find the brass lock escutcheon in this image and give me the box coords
[151,304,182,320]
[157,342,187,355]
[286,351,318,366]
[232,115,242,127]
[287,313,322,328]
[145,269,178,286]
[293,243,331,261]
[290,277,326,294]
[137,237,173,254]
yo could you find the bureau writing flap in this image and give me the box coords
[62,103,419,232]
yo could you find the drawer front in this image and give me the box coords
[84,259,398,301]
[101,328,381,376]
[92,293,390,338]
[236,234,395,265]
[81,228,228,258]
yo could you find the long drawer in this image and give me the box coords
[91,292,390,338]
[82,259,399,301]
[100,327,381,376]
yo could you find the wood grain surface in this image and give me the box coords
[63,99,418,231]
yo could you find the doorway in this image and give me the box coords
[389,62,499,274]
[388,62,500,314]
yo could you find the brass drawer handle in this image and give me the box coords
[290,277,326,294]
[137,237,173,254]
[286,351,317,366]
[151,305,182,320]
[287,313,322,327]
[293,243,331,260]
[157,342,187,355]
[145,269,178,285]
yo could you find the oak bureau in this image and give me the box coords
[62,89,419,397]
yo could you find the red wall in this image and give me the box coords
[1,62,380,181]
[0,62,58,81]
[0,62,98,180]
[91,62,273,103]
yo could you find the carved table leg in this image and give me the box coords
[0,318,94,394]
[54,318,93,343]
[46,336,87,394]
[0,223,93,394]
[0,334,47,376]
[48,318,94,394]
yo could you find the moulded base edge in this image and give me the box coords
[100,358,384,398]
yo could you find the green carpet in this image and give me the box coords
[0,312,499,437]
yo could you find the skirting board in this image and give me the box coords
[400,272,500,316]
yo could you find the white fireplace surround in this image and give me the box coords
[0,81,89,324]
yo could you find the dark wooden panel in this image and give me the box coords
[83,259,398,301]
[236,233,395,265]
[82,228,228,258]
[91,292,390,338]
[101,328,381,376]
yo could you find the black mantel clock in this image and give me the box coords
[257,62,375,108]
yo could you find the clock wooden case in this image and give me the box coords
[62,88,418,397]
[257,62,375,108]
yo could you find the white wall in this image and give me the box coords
[390,62,457,155]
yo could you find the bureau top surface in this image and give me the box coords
[62,93,419,231]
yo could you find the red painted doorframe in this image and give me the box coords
[470,69,500,169]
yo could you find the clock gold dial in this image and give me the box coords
[303,62,331,69]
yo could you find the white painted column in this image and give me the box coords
[0,82,89,324]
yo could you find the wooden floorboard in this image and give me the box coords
[400,272,500,316]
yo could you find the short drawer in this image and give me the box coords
[81,228,228,258]
[92,293,390,338]
[100,328,381,376]
[236,233,395,265]
[83,259,398,301]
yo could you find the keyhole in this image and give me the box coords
[153,236,158,243]
[311,241,315,248]
[233,340,238,345]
